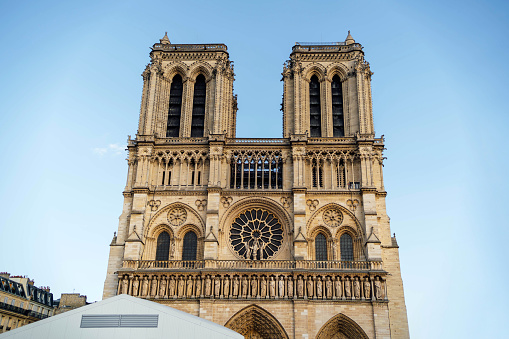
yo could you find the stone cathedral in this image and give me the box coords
[103,32,410,339]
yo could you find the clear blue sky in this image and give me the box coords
[1,0,507,337]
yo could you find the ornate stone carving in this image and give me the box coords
[132,277,139,296]
[168,207,187,226]
[287,277,294,298]
[233,276,239,297]
[223,276,230,297]
[297,277,304,298]
[148,200,161,211]
[260,276,267,298]
[353,279,360,299]
[316,277,323,298]
[306,199,319,211]
[323,208,343,227]
[363,279,371,299]
[229,209,283,260]
[169,277,176,297]
[159,277,167,298]
[204,276,211,296]
[195,199,207,211]
[220,196,233,208]
[269,276,276,298]
[326,276,333,299]
[375,279,383,300]
[278,276,285,298]
[346,199,360,211]
[251,276,257,297]
[186,276,193,297]
[195,276,201,297]
[280,197,292,209]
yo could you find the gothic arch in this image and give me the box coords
[163,62,189,82]
[315,313,369,339]
[148,223,174,239]
[224,304,289,339]
[306,203,365,239]
[220,197,292,259]
[188,61,214,82]
[308,225,333,260]
[176,223,203,239]
[326,62,349,82]
[303,63,327,82]
[145,202,205,239]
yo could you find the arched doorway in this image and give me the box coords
[316,313,369,339]
[225,305,289,339]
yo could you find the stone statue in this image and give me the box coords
[178,277,185,297]
[159,277,167,297]
[214,276,221,297]
[363,279,371,299]
[242,276,248,298]
[344,278,351,298]
[287,277,294,298]
[205,276,211,297]
[169,277,176,297]
[278,276,285,298]
[261,277,267,298]
[142,277,149,297]
[223,276,230,297]
[316,277,323,298]
[233,276,239,297]
[186,276,193,297]
[297,277,304,298]
[251,276,257,297]
[151,278,158,297]
[354,279,360,299]
[307,276,314,298]
[375,279,382,299]
[132,277,139,296]
[269,276,276,298]
[195,276,201,297]
[334,277,342,298]
[122,277,129,294]
[326,277,333,299]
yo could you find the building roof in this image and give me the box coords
[0,294,243,339]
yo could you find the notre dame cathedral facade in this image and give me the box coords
[103,32,410,339]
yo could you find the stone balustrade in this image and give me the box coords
[116,271,388,302]
[121,260,383,271]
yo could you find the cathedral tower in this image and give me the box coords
[103,32,410,339]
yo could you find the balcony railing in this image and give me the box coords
[122,260,383,272]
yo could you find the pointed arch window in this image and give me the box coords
[167,74,183,137]
[331,75,344,137]
[191,74,206,137]
[315,233,328,261]
[155,231,170,261]
[340,233,354,261]
[309,75,322,137]
[182,231,197,261]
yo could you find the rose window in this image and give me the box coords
[168,207,187,226]
[323,208,343,227]
[229,209,283,260]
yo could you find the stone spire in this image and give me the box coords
[160,32,171,44]
[345,30,355,45]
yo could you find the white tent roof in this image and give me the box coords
[1,294,243,339]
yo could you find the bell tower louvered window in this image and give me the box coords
[340,233,354,261]
[191,74,206,137]
[167,74,183,137]
[182,231,197,261]
[331,75,344,137]
[155,231,170,261]
[315,233,328,261]
[309,75,321,137]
